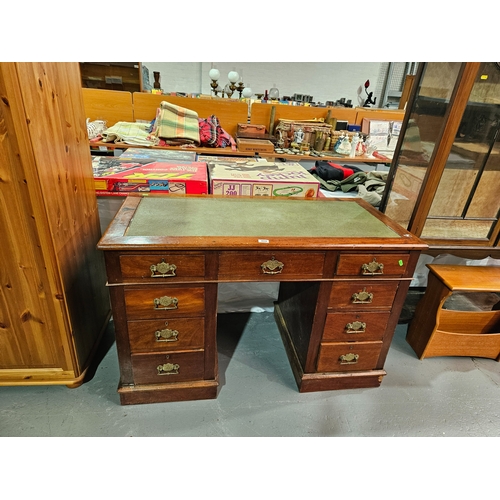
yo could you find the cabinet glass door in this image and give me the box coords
[383,62,462,229]
[382,62,500,247]
[421,62,500,242]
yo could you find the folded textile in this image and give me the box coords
[101,121,155,146]
[199,115,237,150]
[199,115,219,146]
[358,171,388,207]
[86,118,107,140]
[312,169,388,207]
[310,171,366,192]
[218,127,237,150]
[150,101,200,146]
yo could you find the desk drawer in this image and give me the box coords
[120,253,205,282]
[131,351,205,384]
[329,281,399,311]
[336,253,410,277]
[218,251,325,280]
[124,286,205,319]
[317,341,383,372]
[128,318,205,352]
[323,312,389,342]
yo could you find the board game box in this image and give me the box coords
[94,161,209,196]
[92,156,150,188]
[208,160,319,197]
[118,148,197,162]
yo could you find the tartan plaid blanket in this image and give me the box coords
[150,101,200,146]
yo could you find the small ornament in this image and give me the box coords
[333,132,345,153]
[356,136,367,156]
[337,134,351,155]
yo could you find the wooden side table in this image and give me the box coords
[406,264,500,360]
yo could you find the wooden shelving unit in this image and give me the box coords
[80,62,143,93]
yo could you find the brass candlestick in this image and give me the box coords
[236,81,245,98]
[210,79,219,96]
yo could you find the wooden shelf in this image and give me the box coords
[89,141,391,164]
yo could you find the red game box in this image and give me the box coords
[95,161,208,196]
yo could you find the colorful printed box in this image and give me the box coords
[118,148,197,162]
[92,156,148,180]
[208,160,319,198]
[94,161,208,196]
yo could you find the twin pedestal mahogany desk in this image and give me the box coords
[98,195,426,405]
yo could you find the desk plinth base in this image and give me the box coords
[118,379,218,406]
[274,304,386,392]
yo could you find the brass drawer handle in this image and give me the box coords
[351,288,373,304]
[155,322,179,342]
[157,363,180,375]
[339,353,359,365]
[361,258,384,276]
[153,295,179,310]
[150,259,177,278]
[345,321,366,334]
[261,257,284,275]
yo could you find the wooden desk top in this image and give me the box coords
[98,195,426,251]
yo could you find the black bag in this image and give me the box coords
[309,161,363,182]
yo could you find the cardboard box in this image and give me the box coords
[198,155,269,166]
[209,160,319,198]
[366,134,389,151]
[118,148,197,162]
[236,138,275,154]
[92,156,149,189]
[94,161,208,195]
[361,118,391,135]
[391,121,403,136]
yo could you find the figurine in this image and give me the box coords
[356,136,367,156]
[336,134,351,155]
[333,132,345,153]
[294,128,305,144]
[349,133,359,158]
[363,79,377,107]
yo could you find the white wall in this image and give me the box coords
[142,62,385,107]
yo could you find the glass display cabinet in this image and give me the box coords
[380,62,500,254]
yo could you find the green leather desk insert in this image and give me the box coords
[125,196,400,239]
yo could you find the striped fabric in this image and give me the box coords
[152,101,200,146]
[101,121,155,146]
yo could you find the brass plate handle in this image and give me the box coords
[153,295,179,310]
[157,363,180,375]
[155,322,179,342]
[261,257,284,275]
[351,288,373,304]
[345,321,366,334]
[339,353,359,365]
[361,258,384,276]
[150,259,177,278]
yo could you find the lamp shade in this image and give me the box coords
[269,85,279,100]
[242,87,253,98]
[209,68,220,80]
[228,70,239,83]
